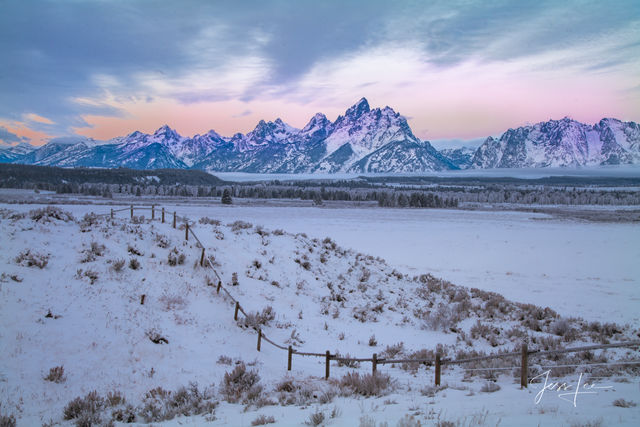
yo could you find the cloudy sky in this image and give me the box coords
[1,0,639,147]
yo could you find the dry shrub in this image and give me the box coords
[127,244,143,256]
[229,220,253,232]
[217,355,233,365]
[111,258,125,272]
[382,342,405,359]
[15,249,49,269]
[199,217,221,226]
[339,372,392,397]
[252,414,276,425]
[306,410,325,426]
[128,258,141,270]
[220,363,261,404]
[44,365,66,383]
[159,294,186,311]
[335,352,360,368]
[612,398,636,408]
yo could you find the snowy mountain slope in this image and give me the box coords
[0,142,36,163]
[439,146,476,169]
[1,204,638,425]
[470,117,640,168]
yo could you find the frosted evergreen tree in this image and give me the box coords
[221,188,232,205]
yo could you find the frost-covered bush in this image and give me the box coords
[80,241,105,263]
[79,212,99,231]
[229,220,252,232]
[30,206,74,223]
[140,383,217,423]
[416,305,459,331]
[63,390,104,424]
[15,249,49,269]
[480,382,500,393]
[167,248,186,266]
[155,233,170,249]
[339,372,392,397]
[238,306,275,329]
[220,363,262,404]
[131,215,145,224]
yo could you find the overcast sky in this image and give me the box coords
[1,0,639,146]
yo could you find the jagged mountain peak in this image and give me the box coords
[153,125,181,140]
[302,113,331,133]
[344,97,371,120]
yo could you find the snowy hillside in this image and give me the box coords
[1,205,639,426]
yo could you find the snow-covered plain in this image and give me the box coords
[130,203,640,325]
[1,200,639,426]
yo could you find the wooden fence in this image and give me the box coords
[106,204,640,388]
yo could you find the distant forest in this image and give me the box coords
[1,164,639,207]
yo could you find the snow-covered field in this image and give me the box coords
[1,200,639,426]
[115,203,640,325]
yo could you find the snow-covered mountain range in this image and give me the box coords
[469,117,640,169]
[1,100,638,172]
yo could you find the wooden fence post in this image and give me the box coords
[173,212,176,228]
[435,354,441,386]
[151,204,155,220]
[521,342,528,389]
[200,248,205,267]
[216,281,221,294]
[257,329,262,352]
[288,346,293,371]
[325,351,330,379]
[130,204,133,219]
[161,207,165,223]
[110,208,114,219]
[185,223,189,240]
[234,302,239,321]
[140,294,146,305]
[372,353,378,375]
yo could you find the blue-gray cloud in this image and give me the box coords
[1,0,638,136]
[0,126,28,145]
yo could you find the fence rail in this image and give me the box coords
[106,204,640,386]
